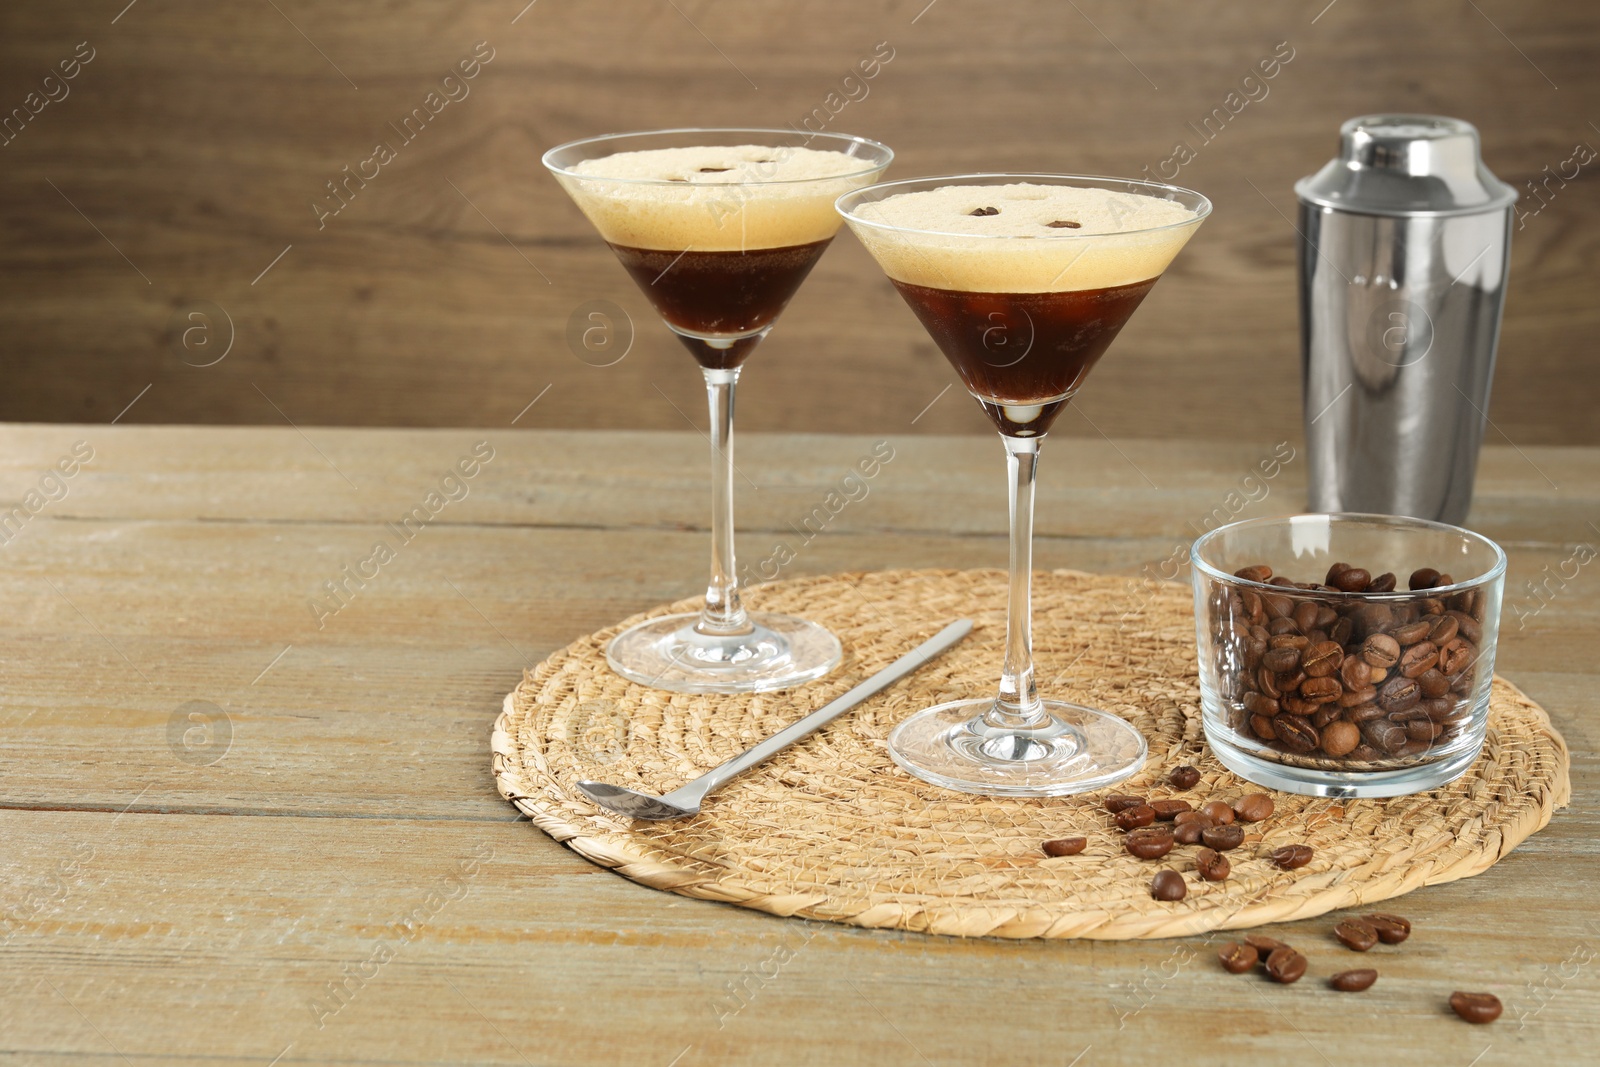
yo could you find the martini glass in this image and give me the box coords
[837,173,1210,794]
[545,129,893,693]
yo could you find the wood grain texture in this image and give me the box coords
[0,424,1596,1064]
[0,0,1597,445]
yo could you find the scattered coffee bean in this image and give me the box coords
[1115,804,1157,830]
[1170,765,1202,790]
[1196,848,1230,881]
[1233,793,1275,822]
[1269,844,1314,870]
[1150,869,1186,900]
[1218,941,1259,973]
[1104,793,1146,814]
[1045,219,1082,228]
[969,206,999,216]
[1201,800,1236,825]
[1244,934,1290,955]
[1042,837,1086,857]
[1330,968,1378,992]
[1265,946,1307,984]
[1367,572,1398,592]
[1151,799,1193,820]
[1174,820,1208,845]
[1363,913,1411,944]
[1334,919,1378,951]
[1449,991,1502,1024]
[1201,824,1244,851]
[1125,827,1175,859]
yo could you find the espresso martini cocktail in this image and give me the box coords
[545,129,893,694]
[839,174,1210,795]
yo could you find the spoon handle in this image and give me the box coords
[670,619,974,806]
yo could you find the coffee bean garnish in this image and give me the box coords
[1265,946,1307,984]
[1150,869,1186,900]
[1269,844,1314,870]
[1195,847,1230,881]
[1233,794,1275,822]
[1334,919,1378,951]
[1151,799,1193,820]
[1125,827,1175,859]
[1170,765,1201,790]
[969,206,1000,216]
[1200,800,1236,825]
[1450,991,1502,1024]
[1042,836,1086,857]
[1363,913,1411,944]
[1104,793,1146,814]
[1218,941,1258,973]
[1115,804,1157,830]
[1200,824,1244,851]
[1045,219,1082,228]
[1331,968,1378,992]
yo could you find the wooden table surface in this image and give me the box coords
[1,424,1595,1066]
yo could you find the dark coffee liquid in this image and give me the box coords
[608,239,832,369]
[890,276,1159,435]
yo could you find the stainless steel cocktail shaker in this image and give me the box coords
[1296,115,1516,525]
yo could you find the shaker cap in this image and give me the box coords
[1295,114,1516,217]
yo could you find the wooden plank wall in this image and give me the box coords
[0,0,1594,443]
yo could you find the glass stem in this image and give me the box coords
[987,434,1047,730]
[697,366,752,636]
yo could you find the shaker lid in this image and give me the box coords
[1295,114,1517,217]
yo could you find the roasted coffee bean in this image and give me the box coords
[1347,703,1386,723]
[1377,675,1422,714]
[1104,793,1145,813]
[1196,847,1230,881]
[1450,991,1502,1024]
[1340,656,1372,689]
[1418,668,1451,698]
[1151,799,1193,820]
[1312,704,1342,729]
[1125,827,1175,859]
[1233,793,1275,822]
[1425,697,1464,722]
[1325,561,1352,585]
[1362,718,1408,754]
[1170,765,1201,790]
[1265,946,1307,984]
[1245,934,1290,955]
[1300,677,1342,705]
[1392,619,1432,646]
[1293,601,1321,633]
[1269,844,1315,870]
[1435,572,1454,588]
[1333,566,1372,592]
[969,206,1000,216]
[1258,667,1284,699]
[1397,739,1434,757]
[1115,804,1157,830]
[1218,941,1258,973]
[1174,810,1213,827]
[1266,618,1301,638]
[1331,968,1378,992]
[1174,821,1208,845]
[1268,576,1296,586]
[1243,692,1280,717]
[1409,567,1442,590]
[1322,720,1361,757]
[1150,869,1186,900]
[1362,634,1402,669]
[1234,565,1273,583]
[1263,647,1302,674]
[1303,640,1344,677]
[1440,638,1475,676]
[1201,824,1245,851]
[1315,604,1338,629]
[1399,640,1439,678]
[1201,800,1236,825]
[1426,614,1460,645]
[1045,219,1083,228]
[1249,715,1277,741]
[1334,919,1378,951]
[1329,616,1354,645]
[1274,715,1319,751]
[1367,572,1398,593]
[1419,595,1446,617]
[1406,719,1443,742]
[1363,913,1411,944]
[1282,696,1318,717]
[1388,705,1433,723]
[1263,593,1295,619]
[1042,837,1087,857]
[1339,685,1378,708]
[1349,743,1384,762]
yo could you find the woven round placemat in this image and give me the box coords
[493,569,1570,939]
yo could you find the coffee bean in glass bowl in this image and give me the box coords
[1191,514,1505,798]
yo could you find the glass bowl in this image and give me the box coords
[1190,513,1506,797]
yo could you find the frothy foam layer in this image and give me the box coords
[844,182,1203,292]
[556,145,879,252]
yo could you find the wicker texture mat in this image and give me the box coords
[493,569,1570,939]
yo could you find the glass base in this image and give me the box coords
[605,611,841,694]
[1205,728,1483,798]
[887,698,1147,797]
